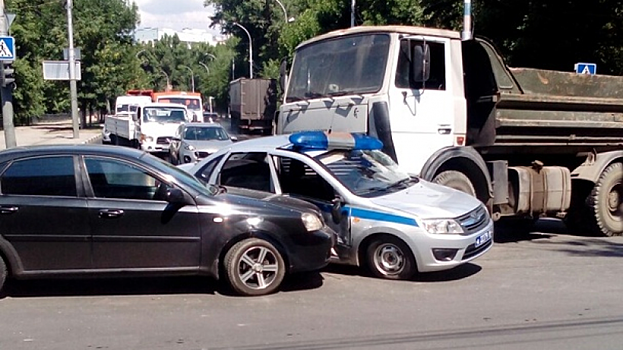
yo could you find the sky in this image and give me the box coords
[133,0,218,32]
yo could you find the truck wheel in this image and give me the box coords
[365,235,416,280]
[110,134,118,145]
[224,238,285,296]
[588,162,623,236]
[433,170,476,197]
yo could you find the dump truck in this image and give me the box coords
[275,24,623,236]
[229,78,277,135]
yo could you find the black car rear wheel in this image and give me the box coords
[0,255,7,293]
[224,238,285,296]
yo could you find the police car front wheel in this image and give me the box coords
[365,236,416,280]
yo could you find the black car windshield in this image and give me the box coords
[315,149,413,197]
[143,154,220,196]
[286,34,390,102]
[184,126,229,141]
[143,107,187,123]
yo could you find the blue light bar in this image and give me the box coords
[289,131,383,151]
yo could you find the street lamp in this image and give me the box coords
[160,69,171,91]
[179,65,195,92]
[273,0,293,22]
[198,62,210,75]
[232,22,253,79]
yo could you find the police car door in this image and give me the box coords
[271,154,351,248]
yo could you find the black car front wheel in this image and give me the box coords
[224,238,285,296]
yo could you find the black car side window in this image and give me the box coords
[219,152,273,193]
[1,156,77,197]
[85,157,168,201]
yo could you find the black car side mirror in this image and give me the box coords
[167,188,187,205]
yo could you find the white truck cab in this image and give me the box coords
[105,103,189,154]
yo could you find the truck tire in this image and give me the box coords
[587,162,623,236]
[433,170,476,197]
[223,238,285,296]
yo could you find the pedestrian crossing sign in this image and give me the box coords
[0,36,15,61]
[574,62,597,75]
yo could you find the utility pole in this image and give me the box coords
[0,0,16,148]
[66,0,79,138]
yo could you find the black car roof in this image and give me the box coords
[0,144,146,162]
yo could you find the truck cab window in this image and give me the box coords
[396,40,446,90]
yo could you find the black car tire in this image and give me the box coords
[366,235,416,280]
[224,238,285,296]
[0,255,7,293]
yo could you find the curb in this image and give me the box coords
[82,133,103,144]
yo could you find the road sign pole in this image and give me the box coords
[0,0,16,148]
[66,0,79,138]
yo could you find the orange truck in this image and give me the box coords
[127,90,204,122]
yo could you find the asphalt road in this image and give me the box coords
[1,219,622,350]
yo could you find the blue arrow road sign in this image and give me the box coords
[574,62,597,75]
[0,36,15,61]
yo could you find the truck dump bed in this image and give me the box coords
[463,38,623,152]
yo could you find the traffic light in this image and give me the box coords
[1,61,15,87]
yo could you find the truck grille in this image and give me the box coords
[457,205,489,235]
[156,137,172,145]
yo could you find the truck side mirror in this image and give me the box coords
[411,43,430,83]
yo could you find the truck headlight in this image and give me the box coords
[421,219,464,234]
[140,134,154,142]
[301,213,323,232]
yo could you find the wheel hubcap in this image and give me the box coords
[374,243,405,275]
[237,246,278,290]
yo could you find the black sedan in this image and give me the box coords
[0,145,334,296]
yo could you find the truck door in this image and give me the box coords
[388,37,455,174]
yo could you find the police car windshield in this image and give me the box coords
[315,149,412,196]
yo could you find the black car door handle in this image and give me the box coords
[98,209,124,219]
[0,206,18,214]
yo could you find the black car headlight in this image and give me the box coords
[301,213,323,232]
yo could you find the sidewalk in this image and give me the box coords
[0,121,103,151]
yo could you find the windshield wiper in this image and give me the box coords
[304,91,323,99]
[327,90,360,97]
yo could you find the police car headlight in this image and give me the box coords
[421,219,464,234]
[301,213,323,232]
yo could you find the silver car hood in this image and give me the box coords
[368,180,482,220]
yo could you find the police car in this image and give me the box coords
[179,131,493,280]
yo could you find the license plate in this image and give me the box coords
[475,230,492,248]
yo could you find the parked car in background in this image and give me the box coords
[169,123,236,165]
[0,145,334,296]
[179,131,494,280]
